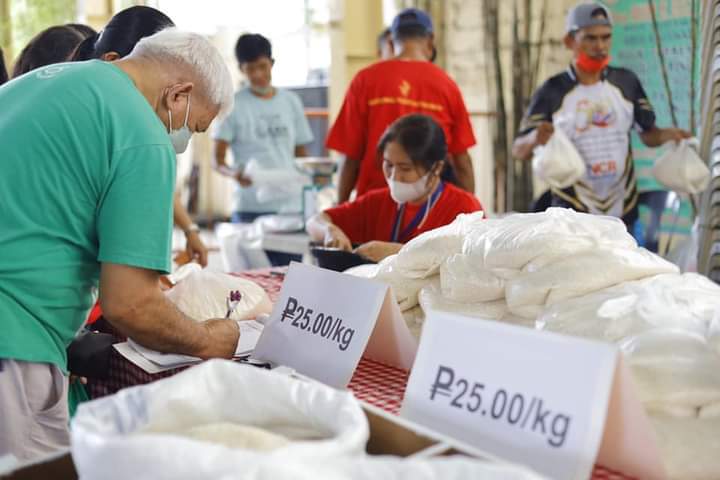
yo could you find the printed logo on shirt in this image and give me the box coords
[368,96,443,112]
[399,80,411,97]
[36,65,71,79]
[574,99,616,132]
[254,114,289,141]
[588,160,618,179]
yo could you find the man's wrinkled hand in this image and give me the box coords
[199,319,240,359]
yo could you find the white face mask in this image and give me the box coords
[167,94,192,154]
[386,171,432,204]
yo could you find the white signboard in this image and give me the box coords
[401,311,665,480]
[252,262,417,387]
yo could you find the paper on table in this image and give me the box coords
[114,321,264,374]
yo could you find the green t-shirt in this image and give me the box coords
[0,61,175,372]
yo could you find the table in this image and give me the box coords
[86,268,634,480]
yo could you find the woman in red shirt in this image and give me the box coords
[308,114,482,262]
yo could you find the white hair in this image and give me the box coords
[131,28,234,115]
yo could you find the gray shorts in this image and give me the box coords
[0,359,69,462]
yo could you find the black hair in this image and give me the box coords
[394,24,432,42]
[12,25,84,78]
[235,33,272,64]
[72,6,174,61]
[65,23,97,39]
[377,28,391,50]
[377,114,448,175]
[0,47,8,86]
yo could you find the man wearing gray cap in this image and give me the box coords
[512,2,690,228]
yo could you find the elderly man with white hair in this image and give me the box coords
[0,29,237,461]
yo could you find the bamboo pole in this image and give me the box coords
[0,0,12,61]
[647,0,678,127]
[530,0,547,91]
[484,0,508,212]
[689,0,697,134]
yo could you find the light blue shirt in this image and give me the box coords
[213,87,313,213]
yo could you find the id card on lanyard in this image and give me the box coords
[390,182,445,243]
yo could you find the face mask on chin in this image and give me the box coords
[575,52,610,74]
[250,84,273,96]
[166,94,192,154]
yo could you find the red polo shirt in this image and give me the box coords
[325,183,482,244]
[326,59,476,196]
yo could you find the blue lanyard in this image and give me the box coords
[390,182,445,243]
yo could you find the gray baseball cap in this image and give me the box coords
[566,2,613,33]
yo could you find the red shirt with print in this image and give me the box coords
[326,59,477,196]
[325,183,482,244]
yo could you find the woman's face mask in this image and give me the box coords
[383,140,442,203]
[386,171,432,204]
[166,94,192,154]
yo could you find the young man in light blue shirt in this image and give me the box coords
[213,33,313,220]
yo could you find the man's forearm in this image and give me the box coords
[512,132,536,161]
[337,157,360,203]
[212,141,235,178]
[107,293,211,357]
[100,264,236,359]
[451,152,475,193]
[172,193,193,231]
[639,127,666,148]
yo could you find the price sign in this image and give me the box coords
[427,364,574,449]
[252,262,417,387]
[401,311,665,480]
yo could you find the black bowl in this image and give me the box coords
[310,245,376,272]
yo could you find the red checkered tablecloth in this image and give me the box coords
[86,267,634,480]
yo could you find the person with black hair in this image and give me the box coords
[308,114,481,262]
[0,29,238,461]
[212,33,313,265]
[11,25,85,78]
[69,6,207,265]
[512,2,690,228]
[327,8,477,205]
[65,23,97,39]
[377,27,393,59]
[72,6,173,62]
[0,47,8,86]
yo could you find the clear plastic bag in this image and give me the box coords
[620,329,720,411]
[537,273,720,342]
[652,138,710,194]
[506,247,678,319]
[393,212,485,279]
[244,159,310,204]
[418,280,533,328]
[439,254,506,303]
[462,208,635,271]
[165,268,273,322]
[531,128,586,189]
[372,255,435,311]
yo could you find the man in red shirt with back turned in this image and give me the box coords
[327,8,477,203]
